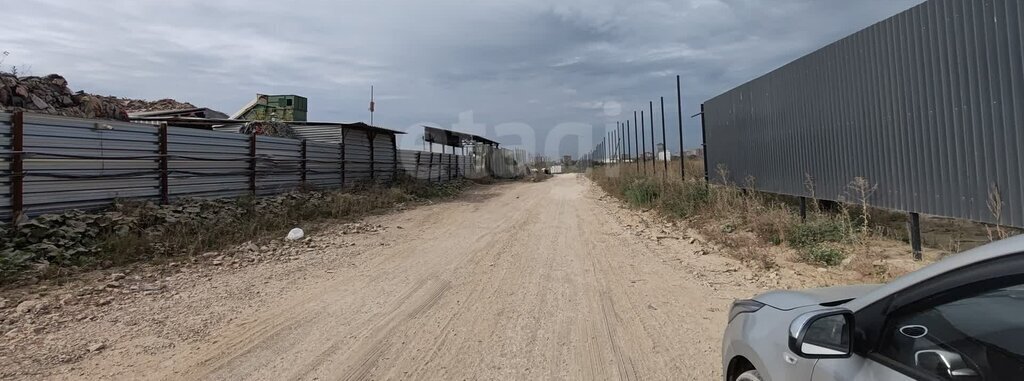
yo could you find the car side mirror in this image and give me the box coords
[788,308,854,359]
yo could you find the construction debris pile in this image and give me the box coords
[0,73,200,121]
[238,120,298,139]
[107,97,197,114]
[0,74,130,120]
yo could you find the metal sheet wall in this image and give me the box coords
[0,114,12,219]
[21,114,159,216]
[396,150,468,182]
[167,127,249,199]
[344,131,372,185]
[372,133,395,183]
[0,112,467,220]
[255,136,301,195]
[306,141,342,189]
[703,0,1024,228]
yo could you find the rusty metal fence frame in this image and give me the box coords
[0,112,468,222]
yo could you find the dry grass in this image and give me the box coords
[2,177,471,283]
[588,160,897,279]
[591,160,1020,282]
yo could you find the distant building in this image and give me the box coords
[656,144,670,161]
[683,148,704,159]
[232,94,308,122]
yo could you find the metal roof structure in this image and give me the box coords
[423,126,499,147]
[129,107,229,119]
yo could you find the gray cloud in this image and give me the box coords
[4,0,923,155]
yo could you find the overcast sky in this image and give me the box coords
[4,0,923,156]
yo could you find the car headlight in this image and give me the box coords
[728,299,765,323]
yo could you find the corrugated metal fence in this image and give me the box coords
[703,0,1024,228]
[397,150,469,183]
[0,112,468,221]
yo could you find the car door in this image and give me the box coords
[812,254,1024,380]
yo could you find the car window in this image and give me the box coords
[877,280,1024,380]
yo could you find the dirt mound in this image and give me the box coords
[0,73,202,121]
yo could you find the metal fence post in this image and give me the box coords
[910,212,922,261]
[428,152,435,183]
[414,151,421,180]
[677,75,685,179]
[391,134,398,183]
[249,134,257,195]
[649,101,656,176]
[340,129,347,188]
[640,110,647,174]
[799,197,808,222]
[626,120,632,167]
[660,97,668,176]
[700,103,709,186]
[300,139,307,186]
[368,131,376,181]
[10,111,24,224]
[158,122,169,204]
[626,112,634,170]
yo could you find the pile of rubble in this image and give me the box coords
[101,97,197,114]
[0,73,200,121]
[238,120,298,139]
[0,74,129,120]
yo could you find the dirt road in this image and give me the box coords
[10,175,774,380]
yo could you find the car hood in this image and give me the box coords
[753,284,881,310]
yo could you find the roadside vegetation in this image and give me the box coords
[589,160,1018,281]
[0,176,471,284]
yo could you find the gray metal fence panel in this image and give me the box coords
[20,114,160,216]
[396,150,423,180]
[167,127,250,199]
[306,141,342,188]
[703,0,1024,228]
[255,136,301,195]
[344,132,372,184]
[0,114,11,219]
[0,111,475,221]
[373,133,395,183]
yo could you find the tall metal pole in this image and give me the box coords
[610,122,618,162]
[701,103,709,185]
[660,97,668,176]
[614,124,619,163]
[649,100,656,176]
[626,120,632,166]
[633,112,639,171]
[640,110,647,174]
[676,75,685,179]
[611,129,615,163]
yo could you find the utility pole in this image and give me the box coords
[369,85,375,126]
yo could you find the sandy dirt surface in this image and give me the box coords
[2,175,831,380]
